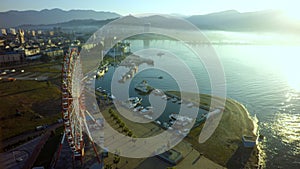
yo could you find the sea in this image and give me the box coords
[95,35,300,168]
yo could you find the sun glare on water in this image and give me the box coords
[263,45,300,92]
[281,58,300,92]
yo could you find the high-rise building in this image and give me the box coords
[32,30,36,37]
[49,31,54,36]
[1,28,7,36]
[10,28,16,35]
[19,29,25,44]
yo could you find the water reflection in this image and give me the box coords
[96,39,300,167]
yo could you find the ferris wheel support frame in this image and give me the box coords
[53,47,101,168]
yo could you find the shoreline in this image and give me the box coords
[95,90,262,168]
[171,91,261,168]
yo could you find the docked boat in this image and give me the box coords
[152,89,164,96]
[126,97,142,109]
[119,65,138,83]
[96,88,106,93]
[161,95,167,100]
[135,80,153,93]
[177,128,190,136]
[242,135,257,148]
[107,93,116,100]
[104,66,109,72]
[128,97,142,102]
[171,97,178,103]
[140,107,152,114]
[144,115,153,120]
[96,61,109,78]
[96,69,105,77]
[177,100,183,104]
[146,106,153,110]
[128,103,137,109]
[96,87,102,92]
[169,113,193,123]
[162,122,169,129]
[173,120,190,127]
[133,106,143,112]
[186,102,194,108]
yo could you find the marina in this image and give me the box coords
[94,65,213,133]
[91,39,281,168]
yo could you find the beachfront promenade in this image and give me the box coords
[81,78,257,168]
[91,103,224,169]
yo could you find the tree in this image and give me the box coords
[123,127,129,133]
[131,135,137,143]
[109,108,114,114]
[115,117,121,125]
[113,154,120,169]
[127,130,133,137]
[104,164,113,169]
[119,122,125,129]
[110,112,116,119]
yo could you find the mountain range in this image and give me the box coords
[0,8,120,28]
[0,9,300,33]
[186,10,300,32]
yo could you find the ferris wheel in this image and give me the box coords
[52,47,101,168]
[61,47,86,160]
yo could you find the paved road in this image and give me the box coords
[0,136,43,169]
[1,72,59,81]
[0,122,63,169]
[1,122,63,152]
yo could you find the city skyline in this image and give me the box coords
[1,0,299,18]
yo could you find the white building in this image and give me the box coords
[9,28,16,35]
[1,28,7,36]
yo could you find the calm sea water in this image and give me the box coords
[97,39,300,168]
[214,45,300,168]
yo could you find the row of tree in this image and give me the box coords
[108,108,134,137]
[104,108,136,169]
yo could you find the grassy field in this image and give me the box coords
[169,91,256,166]
[0,79,61,141]
[24,62,62,73]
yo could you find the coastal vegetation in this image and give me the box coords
[108,108,135,137]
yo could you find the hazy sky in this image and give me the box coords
[1,0,299,17]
